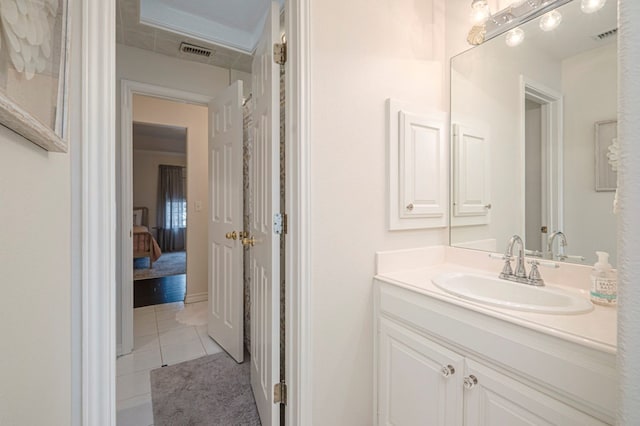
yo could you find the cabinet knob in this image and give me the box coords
[406,203,414,211]
[463,375,478,390]
[441,365,455,378]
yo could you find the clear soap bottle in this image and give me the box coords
[590,251,617,306]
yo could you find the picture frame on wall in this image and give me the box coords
[0,0,71,152]
[595,120,618,192]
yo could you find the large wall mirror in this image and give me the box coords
[450,0,617,266]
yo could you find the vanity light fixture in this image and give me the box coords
[581,0,606,14]
[470,0,491,25]
[505,27,526,47]
[467,0,571,45]
[539,10,562,31]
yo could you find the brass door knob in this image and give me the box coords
[242,236,256,247]
[225,231,237,240]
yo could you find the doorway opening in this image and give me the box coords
[132,121,188,308]
[521,77,563,257]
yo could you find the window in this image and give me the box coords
[166,200,187,228]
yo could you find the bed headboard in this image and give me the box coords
[133,206,149,227]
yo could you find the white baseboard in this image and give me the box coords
[184,292,208,304]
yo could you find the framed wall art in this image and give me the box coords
[595,120,618,192]
[0,0,70,152]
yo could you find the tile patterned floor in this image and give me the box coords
[116,301,221,426]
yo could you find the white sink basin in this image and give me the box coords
[431,272,593,314]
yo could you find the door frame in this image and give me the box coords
[119,80,211,355]
[284,0,313,423]
[79,0,312,423]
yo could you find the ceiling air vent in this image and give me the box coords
[592,28,618,41]
[179,42,213,58]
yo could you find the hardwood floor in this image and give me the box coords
[134,274,186,308]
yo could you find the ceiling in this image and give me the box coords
[116,0,257,72]
[133,122,187,154]
[140,0,276,54]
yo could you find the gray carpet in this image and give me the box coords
[134,251,186,280]
[150,352,261,426]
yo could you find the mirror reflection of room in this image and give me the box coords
[450,0,617,266]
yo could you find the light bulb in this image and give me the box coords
[505,27,525,47]
[539,10,562,31]
[470,0,491,25]
[581,0,606,14]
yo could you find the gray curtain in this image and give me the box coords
[157,165,187,252]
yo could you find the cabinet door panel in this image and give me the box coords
[464,359,606,426]
[378,319,463,426]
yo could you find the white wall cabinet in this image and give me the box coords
[387,99,447,230]
[452,123,491,227]
[374,281,615,425]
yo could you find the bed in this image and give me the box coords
[133,207,162,268]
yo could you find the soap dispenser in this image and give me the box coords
[590,251,617,306]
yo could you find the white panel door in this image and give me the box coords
[250,2,280,425]
[378,319,464,426]
[464,359,606,426]
[399,111,446,222]
[453,124,491,222]
[208,81,244,363]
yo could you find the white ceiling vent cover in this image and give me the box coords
[179,42,213,58]
[592,28,618,41]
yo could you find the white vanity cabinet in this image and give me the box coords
[378,318,464,425]
[463,359,604,425]
[374,280,615,425]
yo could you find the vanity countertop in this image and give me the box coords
[375,247,617,354]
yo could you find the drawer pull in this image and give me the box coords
[441,365,455,378]
[463,375,478,390]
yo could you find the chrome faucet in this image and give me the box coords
[547,231,567,260]
[503,235,527,279]
[491,234,556,286]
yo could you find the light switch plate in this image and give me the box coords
[195,200,202,212]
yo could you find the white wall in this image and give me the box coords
[309,0,448,423]
[562,43,617,265]
[0,137,72,425]
[133,150,187,232]
[116,44,230,347]
[0,1,81,423]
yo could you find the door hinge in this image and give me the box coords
[273,42,287,65]
[274,380,288,405]
[274,213,287,235]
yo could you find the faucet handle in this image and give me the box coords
[489,253,514,278]
[528,259,559,269]
[524,249,543,257]
[489,253,512,261]
[557,254,585,262]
